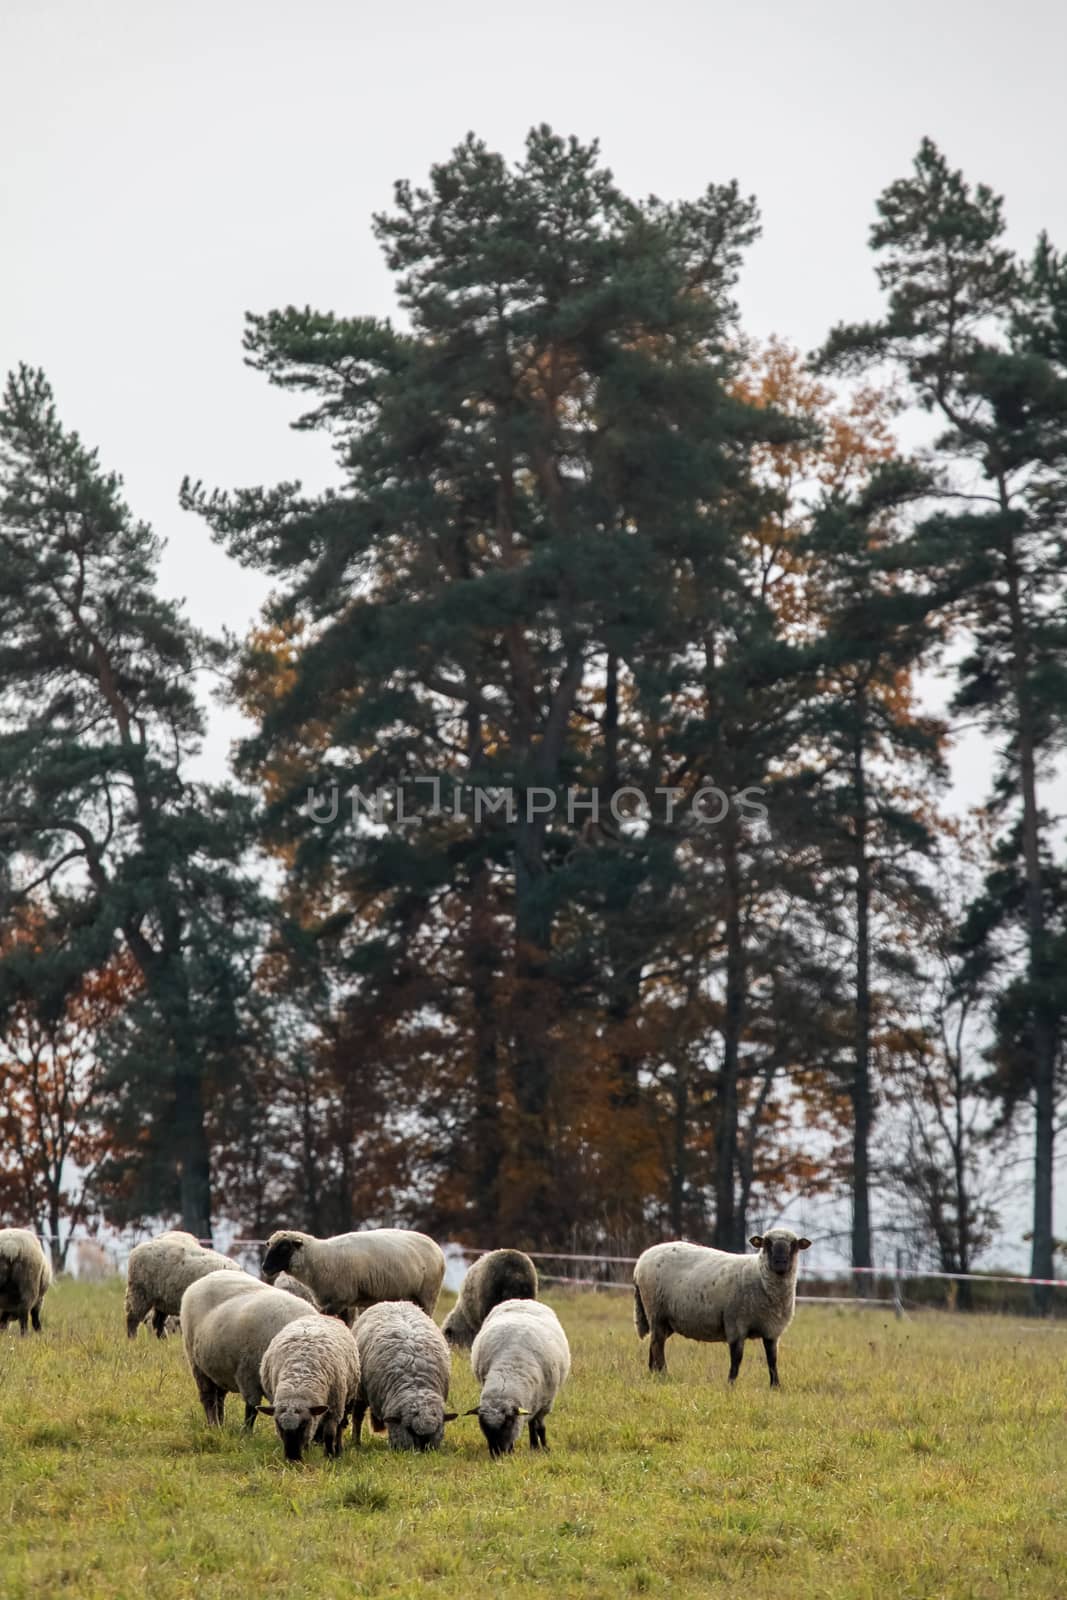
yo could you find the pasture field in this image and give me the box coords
[1,1282,1065,1599]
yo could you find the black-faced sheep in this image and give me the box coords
[441,1249,538,1349]
[633,1228,811,1387]
[259,1314,361,1461]
[352,1301,456,1452]
[124,1231,246,1339]
[468,1299,570,1457]
[0,1228,53,1335]
[261,1228,445,1324]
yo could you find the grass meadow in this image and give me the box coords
[1,1280,1065,1599]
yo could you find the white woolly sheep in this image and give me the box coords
[124,1231,246,1339]
[261,1228,445,1323]
[441,1249,538,1349]
[181,1272,314,1429]
[352,1300,457,1451]
[633,1228,812,1387]
[0,1228,53,1335]
[259,1314,362,1462]
[271,1271,320,1309]
[469,1298,571,1457]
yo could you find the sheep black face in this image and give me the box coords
[259,1401,329,1463]
[750,1231,812,1277]
[472,1401,528,1459]
[261,1236,301,1281]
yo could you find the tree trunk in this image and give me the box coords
[1004,520,1056,1312]
[714,825,745,1252]
[469,857,502,1236]
[510,837,557,1243]
[851,700,873,1271]
[669,1062,689,1238]
[174,1063,212,1239]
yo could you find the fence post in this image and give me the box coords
[894,1249,904,1320]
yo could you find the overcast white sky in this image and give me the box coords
[4,0,1066,793]
[3,0,1066,1265]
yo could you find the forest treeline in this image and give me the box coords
[1,131,1064,1291]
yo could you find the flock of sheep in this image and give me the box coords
[0,1221,812,1463]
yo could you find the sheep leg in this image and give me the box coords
[648,1325,669,1374]
[528,1417,548,1450]
[243,1401,259,1432]
[727,1338,745,1383]
[151,1308,169,1339]
[352,1401,366,1446]
[124,1284,151,1339]
[18,1312,29,1336]
[31,1303,43,1333]
[193,1366,225,1426]
[762,1337,780,1389]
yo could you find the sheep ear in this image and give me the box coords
[258,1406,275,1417]
[309,1405,329,1417]
[797,1238,812,1250]
[749,1236,764,1249]
[464,1407,480,1417]
[442,1411,459,1423]
[517,1408,529,1416]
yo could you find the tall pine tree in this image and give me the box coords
[820,140,1067,1293]
[0,368,256,1236]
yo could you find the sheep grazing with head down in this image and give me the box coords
[181,1271,316,1429]
[633,1228,812,1387]
[261,1228,445,1324]
[124,1231,246,1339]
[259,1314,361,1462]
[469,1299,570,1458]
[0,1228,53,1335]
[441,1249,538,1349]
[352,1301,457,1452]
[271,1271,320,1309]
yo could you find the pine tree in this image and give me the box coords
[0,368,257,1236]
[820,140,1067,1293]
[186,127,791,1242]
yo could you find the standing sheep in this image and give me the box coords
[352,1301,457,1451]
[259,1314,362,1461]
[633,1229,812,1387]
[261,1228,445,1323]
[124,1231,246,1339]
[181,1272,314,1428]
[441,1249,538,1349]
[0,1229,53,1335]
[469,1299,570,1458]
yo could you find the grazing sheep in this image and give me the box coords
[259,1314,361,1462]
[272,1272,320,1310]
[0,1229,53,1335]
[469,1299,570,1458]
[261,1228,445,1323]
[441,1249,538,1349]
[633,1229,812,1387]
[352,1301,456,1452]
[181,1273,313,1428]
[124,1231,246,1339]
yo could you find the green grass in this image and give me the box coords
[1,1281,1065,1598]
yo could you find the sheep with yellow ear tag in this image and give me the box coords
[468,1299,570,1458]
